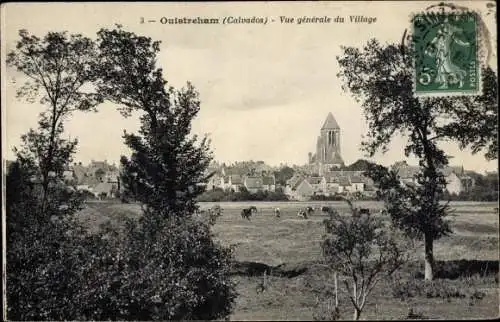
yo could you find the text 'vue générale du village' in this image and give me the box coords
[143,15,377,25]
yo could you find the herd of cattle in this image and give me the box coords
[195,204,386,221]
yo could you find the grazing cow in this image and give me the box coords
[321,206,332,213]
[306,206,315,216]
[241,207,257,220]
[274,207,281,218]
[297,209,308,219]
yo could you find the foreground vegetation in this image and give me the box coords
[78,201,499,320]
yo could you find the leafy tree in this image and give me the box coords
[7,30,102,211]
[6,127,92,320]
[274,166,295,186]
[440,68,498,160]
[93,26,236,319]
[337,38,497,280]
[321,198,409,320]
[94,168,106,181]
[344,159,374,171]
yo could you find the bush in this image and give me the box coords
[6,161,99,320]
[77,216,237,320]
[390,277,486,302]
[197,188,289,202]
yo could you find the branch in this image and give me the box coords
[29,55,55,105]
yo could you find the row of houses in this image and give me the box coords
[394,164,475,195]
[66,161,120,198]
[284,164,476,200]
[285,171,375,200]
[206,173,277,193]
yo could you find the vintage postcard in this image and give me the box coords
[1,1,498,321]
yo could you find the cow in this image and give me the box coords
[274,207,281,218]
[297,209,308,219]
[241,207,257,220]
[321,206,332,213]
[306,206,315,216]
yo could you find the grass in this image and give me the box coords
[77,200,499,320]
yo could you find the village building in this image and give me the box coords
[392,163,475,195]
[93,182,119,199]
[228,175,243,192]
[244,176,264,193]
[65,160,120,197]
[262,175,276,192]
[284,174,305,198]
[308,112,345,175]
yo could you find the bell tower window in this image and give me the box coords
[327,131,335,146]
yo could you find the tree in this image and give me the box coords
[94,168,106,181]
[6,29,102,212]
[93,26,236,319]
[6,124,93,320]
[274,166,295,186]
[321,198,409,320]
[337,38,497,280]
[344,159,374,171]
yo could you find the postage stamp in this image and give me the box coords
[412,11,479,96]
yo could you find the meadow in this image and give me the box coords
[78,200,499,320]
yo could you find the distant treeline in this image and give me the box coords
[196,187,289,202]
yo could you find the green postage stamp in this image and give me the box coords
[413,11,479,96]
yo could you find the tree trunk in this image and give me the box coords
[424,233,434,280]
[353,307,361,320]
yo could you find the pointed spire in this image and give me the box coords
[321,112,340,130]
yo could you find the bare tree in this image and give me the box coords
[321,198,410,320]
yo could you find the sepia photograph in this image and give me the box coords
[1,1,498,320]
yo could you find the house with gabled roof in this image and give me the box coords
[229,175,244,192]
[262,175,276,192]
[392,163,475,195]
[294,179,315,200]
[349,175,365,192]
[324,176,341,196]
[305,176,327,194]
[93,182,118,199]
[284,174,305,196]
[337,176,351,193]
[244,176,264,193]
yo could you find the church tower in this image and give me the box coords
[313,112,344,171]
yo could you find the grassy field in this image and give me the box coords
[78,200,499,320]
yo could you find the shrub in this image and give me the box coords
[77,216,237,320]
[320,197,410,320]
[390,277,486,302]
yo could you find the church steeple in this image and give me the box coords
[321,112,340,130]
[310,112,344,171]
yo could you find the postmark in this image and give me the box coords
[412,11,479,96]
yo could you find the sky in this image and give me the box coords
[2,1,498,173]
